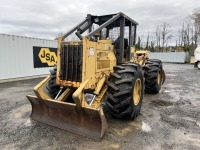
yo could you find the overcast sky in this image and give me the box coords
[0,0,199,45]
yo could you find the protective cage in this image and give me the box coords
[61,12,138,63]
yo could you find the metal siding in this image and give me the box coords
[148,52,189,63]
[0,34,57,80]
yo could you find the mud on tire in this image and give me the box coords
[45,66,60,98]
[144,59,163,94]
[106,62,144,120]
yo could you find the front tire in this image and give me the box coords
[144,59,163,94]
[106,62,144,120]
[45,66,60,98]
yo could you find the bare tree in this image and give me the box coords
[55,32,64,40]
[145,33,149,50]
[160,22,173,51]
[193,24,198,46]
[155,25,161,51]
[155,22,172,51]
[178,14,199,52]
[135,36,142,50]
[177,21,190,51]
[191,8,200,45]
[181,22,185,46]
[178,29,182,47]
[149,41,155,52]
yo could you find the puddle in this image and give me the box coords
[164,90,171,93]
[24,118,37,127]
[166,74,177,77]
[142,122,151,132]
[128,120,152,133]
[112,119,149,137]
[24,119,31,127]
[196,122,200,127]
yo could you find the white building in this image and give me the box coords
[0,34,57,81]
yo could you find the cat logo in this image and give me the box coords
[38,48,57,66]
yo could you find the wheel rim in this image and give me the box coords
[157,70,161,85]
[133,78,141,106]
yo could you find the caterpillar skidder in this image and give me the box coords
[27,12,165,140]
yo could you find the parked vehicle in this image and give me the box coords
[194,46,200,69]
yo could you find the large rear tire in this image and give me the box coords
[144,59,163,94]
[45,66,60,98]
[106,62,144,120]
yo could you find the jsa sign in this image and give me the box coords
[33,46,57,68]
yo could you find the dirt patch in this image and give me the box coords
[150,100,173,107]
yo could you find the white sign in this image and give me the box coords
[89,47,94,56]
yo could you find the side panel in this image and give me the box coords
[82,37,116,89]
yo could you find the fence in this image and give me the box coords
[148,52,189,63]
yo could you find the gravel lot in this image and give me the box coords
[0,63,200,150]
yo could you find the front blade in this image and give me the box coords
[27,95,108,141]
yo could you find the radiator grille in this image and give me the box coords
[60,44,83,82]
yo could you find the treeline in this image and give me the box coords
[136,8,200,55]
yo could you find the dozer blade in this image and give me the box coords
[27,95,108,141]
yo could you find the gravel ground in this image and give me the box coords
[0,63,200,150]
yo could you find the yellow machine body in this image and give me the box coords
[27,13,165,140]
[27,37,117,140]
[27,37,150,140]
[56,37,116,90]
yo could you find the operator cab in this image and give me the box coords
[61,12,138,64]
